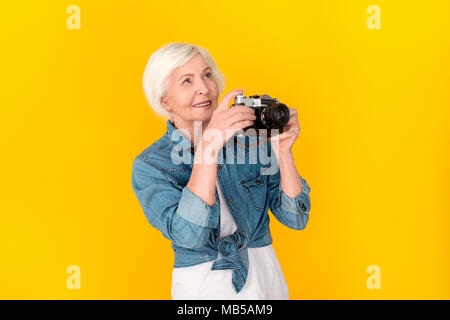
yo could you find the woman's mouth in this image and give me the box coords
[192,100,212,108]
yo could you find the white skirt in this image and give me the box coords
[171,244,289,300]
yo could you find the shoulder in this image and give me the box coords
[136,132,171,160]
[132,133,173,176]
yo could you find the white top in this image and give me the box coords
[171,180,289,300]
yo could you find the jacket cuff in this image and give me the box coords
[177,186,220,228]
[279,176,311,215]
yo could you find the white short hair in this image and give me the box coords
[142,43,226,117]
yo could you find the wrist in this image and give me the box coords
[275,149,293,161]
[279,149,293,156]
[195,138,220,165]
[277,151,296,171]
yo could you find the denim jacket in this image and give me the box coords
[131,120,311,293]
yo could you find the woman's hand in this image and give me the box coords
[203,89,256,152]
[269,107,301,160]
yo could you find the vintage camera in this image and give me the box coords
[231,94,290,137]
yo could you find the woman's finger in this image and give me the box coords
[217,89,244,111]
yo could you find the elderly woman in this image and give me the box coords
[132,43,311,299]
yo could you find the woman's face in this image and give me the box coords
[161,53,219,128]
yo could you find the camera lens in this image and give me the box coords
[261,103,290,128]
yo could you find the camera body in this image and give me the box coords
[232,94,290,136]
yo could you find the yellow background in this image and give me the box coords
[1,0,449,299]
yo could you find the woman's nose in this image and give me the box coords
[196,79,210,95]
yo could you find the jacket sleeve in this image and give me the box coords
[264,143,311,230]
[131,156,220,249]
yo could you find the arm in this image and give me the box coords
[265,142,311,230]
[279,151,303,198]
[187,138,220,206]
[131,144,220,249]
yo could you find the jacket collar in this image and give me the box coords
[165,119,196,154]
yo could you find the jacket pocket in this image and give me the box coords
[240,172,268,212]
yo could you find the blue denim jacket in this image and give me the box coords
[131,120,311,293]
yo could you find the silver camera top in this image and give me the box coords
[234,94,279,107]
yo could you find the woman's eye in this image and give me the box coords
[182,73,211,85]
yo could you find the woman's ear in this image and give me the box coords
[161,96,171,113]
